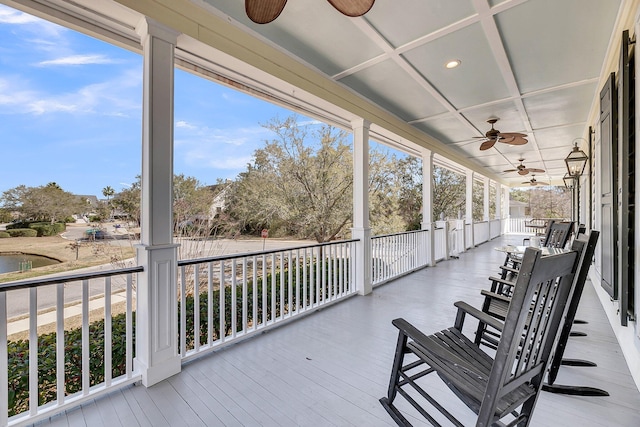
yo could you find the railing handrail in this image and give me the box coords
[0,265,144,292]
[177,238,360,267]
[371,229,428,240]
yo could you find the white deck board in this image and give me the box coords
[32,235,640,426]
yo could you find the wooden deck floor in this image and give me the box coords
[35,235,640,426]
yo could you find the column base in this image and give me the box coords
[135,355,181,387]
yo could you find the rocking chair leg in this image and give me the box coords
[386,331,409,403]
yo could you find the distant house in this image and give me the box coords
[509,199,529,218]
[207,180,232,219]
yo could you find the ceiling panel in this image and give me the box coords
[414,114,476,144]
[403,23,510,110]
[495,0,622,93]
[533,124,586,150]
[524,83,598,129]
[461,100,526,140]
[365,0,476,48]
[341,59,448,121]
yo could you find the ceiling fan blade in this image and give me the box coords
[500,136,528,146]
[539,182,550,185]
[245,0,288,24]
[503,168,518,173]
[480,139,496,150]
[327,0,375,17]
[527,168,546,173]
[498,132,527,138]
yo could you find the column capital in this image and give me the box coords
[136,17,180,44]
[350,117,371,129]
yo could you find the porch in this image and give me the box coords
[32,235,640,427]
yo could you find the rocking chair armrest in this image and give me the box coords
[480,290,511,304]
[391,318,435,347]
[453,300,505,332]
[488,275,516,294]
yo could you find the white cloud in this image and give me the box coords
[0,6,41,24]
[176,120,197,130]
[37,54,117,67]
[0,5,65,38]
[0,67,141,116]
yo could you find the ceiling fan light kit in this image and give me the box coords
[245,0,375,24]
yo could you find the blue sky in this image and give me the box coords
[0,4,309,198]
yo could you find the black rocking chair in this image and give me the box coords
[380,247,578,427]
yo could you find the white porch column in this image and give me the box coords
[421,149,436,266]
[351,118,371,295]
[465,170,474,248]
[135,18,181,387]
[495,183,502,236]
[483,177,490,222]
[502,186,510,234]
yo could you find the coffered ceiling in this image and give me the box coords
[197,0,630,186]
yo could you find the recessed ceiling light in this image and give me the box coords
[445,59,461,69]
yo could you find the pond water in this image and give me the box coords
[0,254,60,274]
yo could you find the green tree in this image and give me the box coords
[472,179,484,222]
[0,182,82,223]
[112,178,141,226]
[102,186,115,202]
[433,166,465,221]
[226,116,353,242]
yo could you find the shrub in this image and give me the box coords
[28,222,66,236]
[0,231,10,238]
[6,228,37,237]
[7,312,135,416]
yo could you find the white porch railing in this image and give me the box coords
[473,221,490,244]
[489,219,501,239]
[433,227,447,262]
[1,267,142,427]
[371,230,429,286]
[2,224,500,425]
[176,239,358,361]
[504,217,534,234]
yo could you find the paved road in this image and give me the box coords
[5,230,316,320]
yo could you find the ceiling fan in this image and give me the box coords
[245,0,375,24]
[475,118,528,151]
[504,158,545,176]
[522,175,549,186]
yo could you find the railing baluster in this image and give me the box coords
[295,249,300,312]
[252,256,258,331]
[270,253,276,324]
[242,258,248,333]
[29,287,38,415]
[208,262,213,345]
[56,283,65,404]
[278,253,286,319]
[231,259,237,338]
[105,277,112,387]
[287,251,293,316]
[126,274,133,378]
[81,279,89,395]
[220,260,225,342]
[194,265,200,352]
[262,255,267,326]
[180,265,186,355]
[302,248,308,311]
[1,292,7,427]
